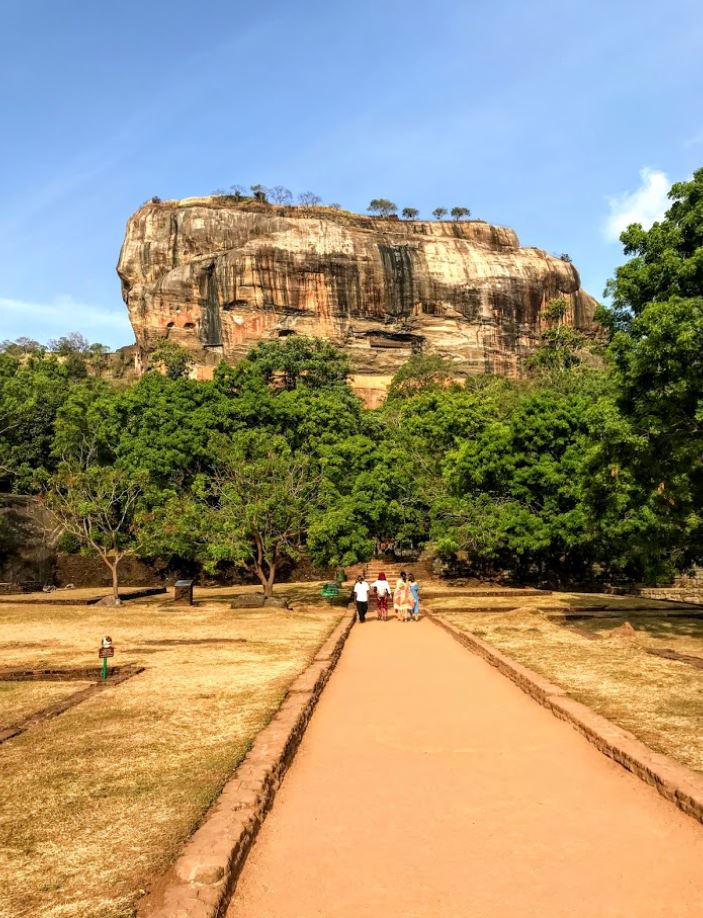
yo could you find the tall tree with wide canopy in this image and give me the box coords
[202,432,317,596]
[44,464,147,603]
[604,167,703,573]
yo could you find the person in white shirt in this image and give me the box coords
[371,572,392,621]
[352,575,370,623]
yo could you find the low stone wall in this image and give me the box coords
[428,609,703,827]
[138,608,356,918]
[638,587,703,605]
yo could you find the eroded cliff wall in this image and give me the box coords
[118,198,599,397]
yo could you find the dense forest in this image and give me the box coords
[1,169,702,596]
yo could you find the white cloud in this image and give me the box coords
[0,294,134,348]
[603,167,670,242]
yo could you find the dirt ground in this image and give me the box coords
[0,594,340,918]
[229,614,703,917]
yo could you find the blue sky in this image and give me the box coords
[2,0,702,349]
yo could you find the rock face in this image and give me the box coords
[118,199,599,403]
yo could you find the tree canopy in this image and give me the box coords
[4,169,703,591]
[368,199,398,217]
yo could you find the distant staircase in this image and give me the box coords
[345,559,435,585]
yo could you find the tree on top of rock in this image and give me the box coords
[250,184,269,202]
[451,207,471,221]
[298,191,322,207]
[269,186,293,205]
[368,199,398,217]
[402,207,419,220]
[432,207,447,220]
[229,184,247,200]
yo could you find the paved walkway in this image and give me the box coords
[229,616,703,917]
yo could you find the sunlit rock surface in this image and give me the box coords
[118,198,599,402]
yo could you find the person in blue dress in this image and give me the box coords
[408,573,421,620]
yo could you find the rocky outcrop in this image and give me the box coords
[117,199,599,401]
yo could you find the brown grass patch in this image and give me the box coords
[441,605,703,775]
[0,681,92,727]
[0,598,340,918]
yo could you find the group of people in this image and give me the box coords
[352,571,420,623]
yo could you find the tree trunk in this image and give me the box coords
[253,564,271,598]
[109,560,121,604]
[265,563,277,599]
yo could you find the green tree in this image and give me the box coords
[149,339,194,380]
[435,386,598,580]
[543,297,568,323]
[309,435,430,567]
[0,337,45,356]
[0,354,79,491]
[271,386,365,454]
[402,207,419,220]
[603,168,703,573]
[527,326,587,373]
[239,336,350,391]
[432,207,447,220]
[250,184,269,202]
[203,432,316,596]
[605,168,703,319]
[368,199,398,217]
[48,332,91,355]
[386,354,456,400]
[43,464,146,603]
[450,206,471,220]
[53,372,234,490]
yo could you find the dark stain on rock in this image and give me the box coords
[378,244,416,317]
[200,262,224,346]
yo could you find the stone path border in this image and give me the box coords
[0,586,167,606]
[0,663,145,745]
[648,646,703,669]
[138,608,356,918]
[428,609,703,827]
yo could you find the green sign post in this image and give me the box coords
[98,635,114,681]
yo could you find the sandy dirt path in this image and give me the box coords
[228,616,703,917]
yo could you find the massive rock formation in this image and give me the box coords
[118,198,598,403]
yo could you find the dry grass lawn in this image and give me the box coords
[0,591,341,918]
[0,681,91,728]
[440,597,703,775]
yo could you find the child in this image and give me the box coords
[408,574,421,620]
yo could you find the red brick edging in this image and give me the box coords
[428,610,703,827]
[138,609,356,918]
